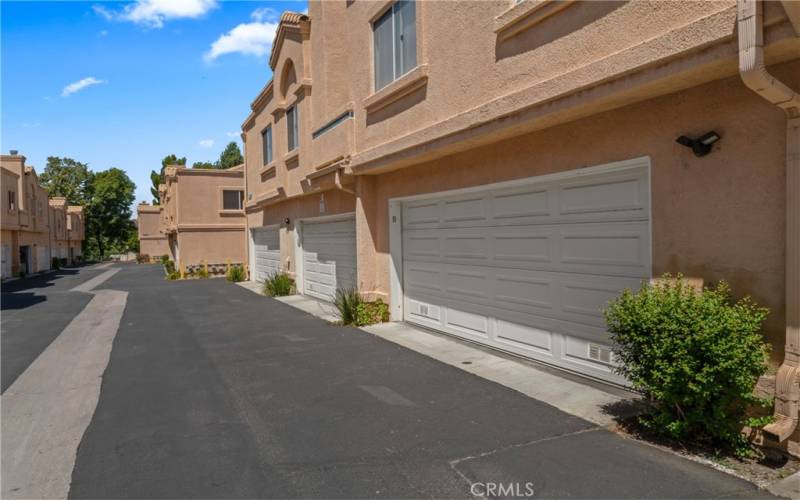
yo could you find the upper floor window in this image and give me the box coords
[287,105,299,152]
[7,191,15,212]
[222,190,244,210]
[373,1,416,91]
[262,126,273,165]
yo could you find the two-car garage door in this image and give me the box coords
[399,162,650,384]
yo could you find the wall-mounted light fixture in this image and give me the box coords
[676,131,721,157]
[284,217,290,225]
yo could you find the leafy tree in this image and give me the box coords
[218,141,243,169]
[85,168,136,260]
[38,157,91,205]
[192,161,216,169]
[191,142,243,170]
[150,154,186,204]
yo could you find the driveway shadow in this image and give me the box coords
[1,292,46,310]
[1,269,81,295]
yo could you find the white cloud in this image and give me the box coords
[198,139,215,148]
[94,0,217,29]
[99,30,109,37]
[226,131,240,138]
[61,77,106,97]
[204,9,279,61]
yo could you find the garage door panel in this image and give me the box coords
[404,222,647,277]
[252,226,280,282]
[402,162,650,384]
[495,318,554,354]
[301,216,357,301]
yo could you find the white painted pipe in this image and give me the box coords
[737,0,800,446]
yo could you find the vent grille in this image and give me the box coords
[588,343,612,364]
[419,304,429,317]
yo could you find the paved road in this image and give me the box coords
[1,264,777,498]
[1,266,105,392]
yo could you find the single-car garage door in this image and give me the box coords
[399,160,650,384]
[300,215,357,301]
[252,226,281,282]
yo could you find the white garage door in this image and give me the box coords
[252,226,281,282]
[301,215,357,301]
[400,161,650,383]
[1,245,10,278]
[36,246,50,272]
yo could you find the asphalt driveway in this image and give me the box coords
[55,263,772,499]
[1,265,106,393]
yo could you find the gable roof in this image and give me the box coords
[268,11,310,71]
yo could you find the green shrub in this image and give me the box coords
[263,272,295,297]
[333,289,389,326]
[160,254,170,264]
[166,271,180,280]
[164,260,176,274]
[51,257,61,270]
[196,267,209,279]
[226,265,245,282]
[334,287,362,325]
[136,253,150,264]
[604,274,770,456]
[354,298,390,326]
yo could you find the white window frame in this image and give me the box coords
[287,105,299,152]
[222,189,244,211]
[373,1,417,91]
[262,125,273,165]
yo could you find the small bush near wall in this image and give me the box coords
[195,267,209,279]
[163,260,176,275]
[136,253,150,264]
[263,272,295,297]
[355,299,389,326]
[604,274,771,457]
[51,257,61,270]
[60,258,67,267]
[334,288,389,327]
[226,265,245,283]
[160,254,169,265]
[166,270,180,280]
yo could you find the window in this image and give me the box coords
[373,1,416,91]
[7,191,15,211]
[222,190,244,210]
[262,126,273,165]
[287,105,299,152]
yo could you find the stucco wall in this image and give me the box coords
[140,238,170,258]
[176,230,246,267]
[360,60,799,365]
[175,172,244,225]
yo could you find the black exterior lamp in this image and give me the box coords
[676,131,721,157]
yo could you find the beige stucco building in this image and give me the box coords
[240,1,799,451]
[136,203,169,259]
[1,151,85,278]
[145,164,246,269]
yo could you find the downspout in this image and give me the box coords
[737,0,800,444]
[241,132,251,280]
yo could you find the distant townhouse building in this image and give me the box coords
[2,152,55,277]
[241,2,799,450]
[156,164,246,269]
[66,205,84,263]
[48,197,69,264]
[0,151,85,279]
[136,203,169,259]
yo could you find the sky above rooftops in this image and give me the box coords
[2,0,306,206]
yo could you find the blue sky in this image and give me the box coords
[1,0,306,206]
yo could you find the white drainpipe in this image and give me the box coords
[737,0,800,445]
